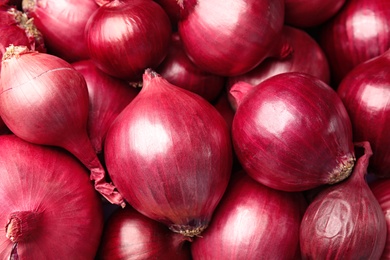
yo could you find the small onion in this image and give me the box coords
[72,59,139,155]
[226,25,330,110]
[85,0,172,81]
[104,69,232,237]
[22,0,98,62]
[300,142,387,259]
[0,135,103,259]
[191,173,306,259]
[177,0,291,76]
[337,49,390,178]
[156,33,225,102]
[319,0,390,84]
[231,72,355,191]
[0,45,124,206]
[98,207,191,259]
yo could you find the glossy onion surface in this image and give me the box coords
[232,72,355,191]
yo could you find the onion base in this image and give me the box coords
[169,222,208,237]
[328,154,355,184]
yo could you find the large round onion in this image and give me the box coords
[231,72,355,191]
[191,173,306,259]
[300,142,387,259]
[85,0,172,80]
[319,0,390,84]
[337,50,390,178]
[0,135,103,259]
[177,0,290,76]
[104,69,232,237]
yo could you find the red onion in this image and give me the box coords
[370,179,390,259]
[72,59,139,155]
[337,50,390,178]
[154,0,180,30]
[98,207,191,259]
[0,134,103,259]
[213,91,234,132]
[22,0,98,62]
[85,0,172,81]
[104,69,232,237]
[0,45,124,207]
[156,33,225,102]
[231,72,355,191]
[177,0,291,76]
[284,0,346,28]
[300,142,387,259]
[226,25,330,110]
[191,173,306,259]
[319,0,390,84]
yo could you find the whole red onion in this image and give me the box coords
[226,25,330,110]
[0,45,124,206]
[104,69,232,237]
[319,0,390,84]
[0,135,103,259]
[300,142,387,259]
[284,0,346,28]
[337,50,390,178]
[191,173,306,259]
[370,179,390,259]
[177,0,291,76]
[157,33,225,102]
[231,72,355,191]
[98,207,191,259]
[85,0,172,81]
[72,59,139,155]
[22,0,98,62]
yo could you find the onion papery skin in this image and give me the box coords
[104,69,232,237]
[191,173,306,259]
[370,179,390,259]
[0,46,124,206]
[319,0,390,85]
[337,50,390,178]
[98,207,191,260]
[226,25,330,111]
[231,72,355,192]
[0,135,103,259]
[156,33,225,102]
[85,0,172,81]
[177,0,289,77]
[300,142,387,259]
[72,59,139,155]
[284,0,346,28]
[22,0,98,62]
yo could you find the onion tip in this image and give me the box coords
[328,155,355,184]
[169,223,208,238]
[2,45,32,61]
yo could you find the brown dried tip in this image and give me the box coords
[169,223,208,238]
[2,45,32,61]
[328,154,356,184]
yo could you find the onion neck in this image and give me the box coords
[5,211,42,243]
[229,81,254,110]
[270,31,294,60]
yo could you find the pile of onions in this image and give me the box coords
[300,142,387,259]
[0,135,103,259]
[72,59,139,155]
[104,69,232,237]
[22,0,98,62]
[226,25,330,110]
[319,0,390,84]
[177,0,291,76]
[156,33,225,102]
[98,207,191,259]
[231,72,355,191]
[191,173,306,259]
[284,0,346,28]
[337,49,390,178]
[85,0,172,81]
[0,45,124,206]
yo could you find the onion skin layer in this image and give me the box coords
[300,142,387,260]
[191,173,306,260]
[337,50,390,178]
[104,69,232,237]
[0,135,103,259]
[98,207,191,260]
[232,72,355,192]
